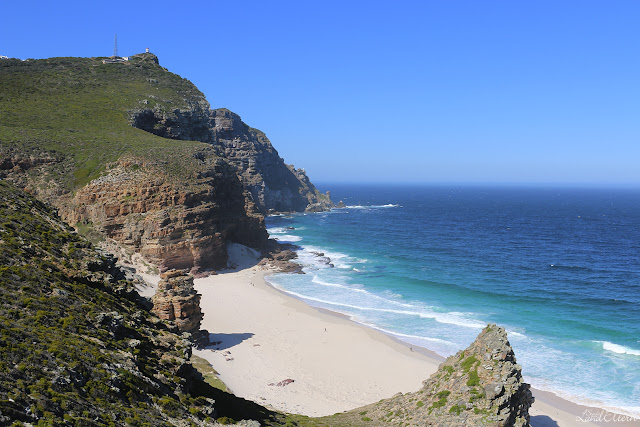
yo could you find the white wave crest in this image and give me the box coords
[597,341,640,356]
[346,204,401,209]
[310,275,415,308]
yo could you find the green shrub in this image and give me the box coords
[449,404,464,415]
[466,369,480,386]
[461,355,477,372]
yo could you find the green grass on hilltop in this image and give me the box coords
[0,55,213,190]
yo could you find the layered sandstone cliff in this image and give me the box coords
[0,53,329,275]
[58,155,267,274]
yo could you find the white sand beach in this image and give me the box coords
[136,246,636,426]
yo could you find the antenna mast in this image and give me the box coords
[113,34,118,58]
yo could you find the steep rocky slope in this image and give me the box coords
[0,180,278,425]
[210,108,332,213]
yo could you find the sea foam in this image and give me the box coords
[597,341,640,356]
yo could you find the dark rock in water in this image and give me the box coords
[346,324,534,426]
[259,241,304,273]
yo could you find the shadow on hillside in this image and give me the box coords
[189,368,279,424]
[208,332,254,350]
[530,415,560,427]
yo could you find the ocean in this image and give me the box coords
[264,184,640,416]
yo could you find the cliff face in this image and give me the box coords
[58,155,266,274]
[210,108,333,214]
[129,103,334,214]
[342,324,534,426]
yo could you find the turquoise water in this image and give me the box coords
[265,184,640,415]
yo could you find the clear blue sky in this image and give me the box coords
[2,1,639,186]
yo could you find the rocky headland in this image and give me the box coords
[209,108,333,214]
[0,53,332,275]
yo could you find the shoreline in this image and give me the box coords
[192,265,442,417]
[133,253,637,425]
[267,275,640,424]
[261,268,639,424]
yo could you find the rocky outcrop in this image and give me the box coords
[350,324,533,426]
[152,270,204,334]
[258,240,303,273]
[210,108,333,213]
[59,156,267,274]
[129,100,215,144]
[128,104,334,214]
[0,148,70,201]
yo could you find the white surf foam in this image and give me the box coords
[596,341,640,356]
[345,204,401,209]
[267,285,485,330]
[310,275,416,308]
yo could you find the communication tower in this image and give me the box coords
[113,34,118,58]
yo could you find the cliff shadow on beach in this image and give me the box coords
[208,332,255,350]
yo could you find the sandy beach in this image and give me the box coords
[136,245,637,425]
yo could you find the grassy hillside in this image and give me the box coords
[0,180,282,425]
[0,54,211,189]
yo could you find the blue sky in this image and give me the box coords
[2,1,639,186]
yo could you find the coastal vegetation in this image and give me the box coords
[0,180,281,424]
[0,54,211,190]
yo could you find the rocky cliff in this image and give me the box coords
[58,155,266,274]
[337,325,534,426]
[209,108,333,213]
[128,103,334,214]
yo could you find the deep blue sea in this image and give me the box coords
[265,184,640,415]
